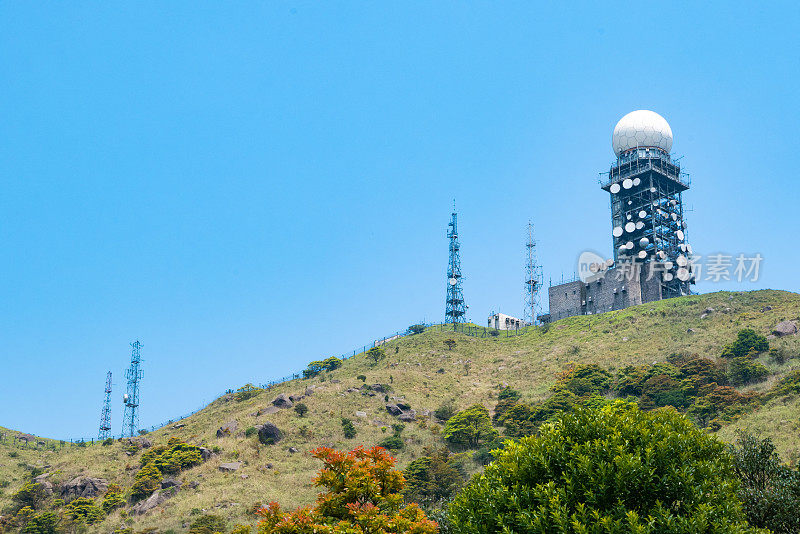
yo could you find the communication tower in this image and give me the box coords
[98,371,112,440]
[445,205,466,326]
[122,341,143,438]
[524,221,543,324]
[603,110,695,298]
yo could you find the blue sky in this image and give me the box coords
[1,2,798,439]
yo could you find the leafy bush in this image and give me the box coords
[20,510,60,534]
[730,430,800,534]
[378,435,404,450]
[64,497,104,525]
[130,461,162,501]
[294,403,308,418]
[255,446,436,533]
[433,403,456,422]
[230,525,251,534]
[140,437,203,474]
[443,404,498,449]
[403,447,464,507]
[188,513,226,534]
[722,328,770,359]
[407,324,426,335]
[303,356,343,379]
[449,401,760,533]
[554,363,612,396]
[102,437,114,446]
[341,418,357,439]
[496,387,520,401]
[443,339,456,350]
[101,483,125,513]
[728,357,770,386]
[366,346,386,364]
[235,383,262,401]
[773,369,800,395]
[245,426,257,437]
[12,482,48,510]
[357,375,367,382]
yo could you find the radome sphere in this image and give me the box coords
[612,110,673,156]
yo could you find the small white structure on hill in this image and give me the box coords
[488,312,524,330]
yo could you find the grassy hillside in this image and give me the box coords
[1,289,799,533]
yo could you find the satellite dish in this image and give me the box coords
[663,272,674,281]
[687,244,693,254]
[635,221,645,230]
[639,237,650,247]
[627,214,632,220]
[605,258,614,267]
[618,245,627,254]
[633,177,641,186]
[638,210,647,219]
[657,250,667,259]
[679,244,686,252]
[625,241,634,249]
[613,226,623,237]
[677,267,690,280]
[610,183,621,194]
[671,213,678,221]
[676,230,685,241]
[650,187,657,193]
[625,222,636,233]
[676,255,688,266]
[638,250,647,259]
[627,200,633,206]
[670,199,678,205]
[622,178,633,189]
[664,261,674,270]
[123,394,129,403]
[448,278,457,286]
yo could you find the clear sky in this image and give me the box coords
[2,2,798,439]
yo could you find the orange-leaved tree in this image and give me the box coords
[256,446,438,534]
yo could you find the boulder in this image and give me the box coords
[370,384,387,393]
[289,394,304,403]
[131,487,178,515]
[398,411,417,422]
[355,411,367,418]
[161,478,180,489]
[34,473,53,496]
[288,447,298,454]
[773,321,798,337]
[216,420,238,438]
[17,434,35,443]
[171,423,186,429]
[127,437,152,449]
[61,477,108,503]
[304,386,315,396]
[219,462,242,473]
[385,404,403,416]
[257,422,283,445]
[396,402,411,411]
[198,447,213,461]
[272,393,293,409]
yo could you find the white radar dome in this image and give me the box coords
[612,110,673,156]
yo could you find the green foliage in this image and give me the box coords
[140,437,203,474]
[407,324,426,335]
[235,383,262,402]
[303,356,343,379]
[131,461,162,501]
[12,482,47,510]
[366,346,386,364]
[722,328,770,359]
[773,369,800,395]
[294,403,308,418]
[188,513,227,534]
[554,363,612,396]
[378,435,404,450]
[728,357,770,386]
[496,387,520,401]
[102,437,114,446]
[443,339,456,350]
[403,447,464,507]
[101,483,125,513]
[357,375,367,382]
[245,426,257,437]
[730,431,800,534]
[443,404,498,449]
[433,403,456,422]
[64,497,104,525]
[449,401,761,534]
[230,525,252,534]
[21,510,60,534]
[341,418,357,439]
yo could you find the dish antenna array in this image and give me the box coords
[98,371,112,440]
[524,221,543,325]
[445,204,466,327]
[122,341,143,438]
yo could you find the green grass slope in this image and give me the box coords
[1,289,799,533]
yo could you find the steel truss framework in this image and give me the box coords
[98,371,112,440]
[524,222,543,325]
[445,209,466,325]
[122,341,143,438]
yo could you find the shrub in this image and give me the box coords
[235,383,262,402]
[230,525,251,534]
[12,482,48,510]
[255,446,436,533]
[773,369,800,395]
[102,437,114,446]
[245,426,257,437]
[294,403,308,418]
[433,403,456,422]
[730,430,800,534]
[449,401,760,533]
[366,346,386,364]
[378,435,404,450]
[722,328,770,359]
[64,497,104,525]
[20,510,60,534]
[497,387,520,401]
[188,513,226,534]
[341,418,357,439]
[130,462,162,501]
[407,324,426,335]
[139,437,203,474]
[403,447,464,506]
[357,375,367,382]
[554,363,611,396]
[101,483,125,513]
[769,347,787,365]
[443,404,498,449]
[443,339,456,350]
[728,357,770,386]
[492,397,518,425]
[303,356,343,379]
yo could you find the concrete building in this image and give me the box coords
[541,110,695,323]
[488,312,524,330]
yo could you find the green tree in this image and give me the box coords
[294,402,308,418]
[22,511,60,534]
[449,401,762,534]
[443,404,498,449]
[12,482,48,510]
[101,483,126,513]
[64,497,104,525]
[728,357,770,386]
[443,339,456,350]
[403,447,464,507]
[407,324,426,335]
[722,329,770,359]
[131,461,162,501]
[341,418,357,439]
[730,430,800,534]
[366,346,386,364]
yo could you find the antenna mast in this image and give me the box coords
[524,221,543,325]
[445,203,466,327]
[122,341,143,438]
[98,371,112,440]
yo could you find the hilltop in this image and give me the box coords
[1,289,799,533]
